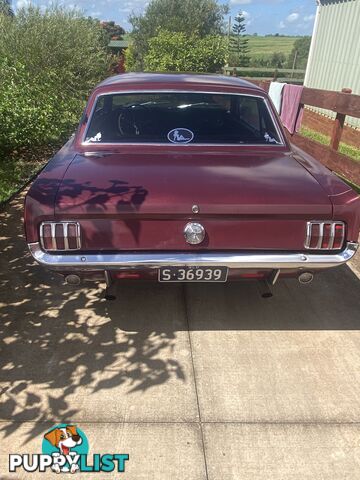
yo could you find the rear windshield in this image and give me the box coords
[84,92,282,145]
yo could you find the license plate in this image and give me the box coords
[158,266,228,282]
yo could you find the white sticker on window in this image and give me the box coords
[264,132,279,144]
[88,132,102,143]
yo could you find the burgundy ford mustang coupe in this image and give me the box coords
[24,73,360,295]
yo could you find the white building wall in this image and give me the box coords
[304,0,360,129]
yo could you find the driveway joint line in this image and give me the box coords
[3,420,360,425]
[182,284,209,480]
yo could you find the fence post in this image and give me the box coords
[291,50,298,79]
[330,88,352,151]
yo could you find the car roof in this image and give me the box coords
[96,73,263,92]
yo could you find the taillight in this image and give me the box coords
[332,223,346,249]
[40,222,81,251]
[305,221,345,250]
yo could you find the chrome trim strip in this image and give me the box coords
[76,223,82,249]
[50,223,57,251]
[304,222,312,249]
[81,142,286,148]
[63,223,69,250]
[39,223,45,250]
[81,90,286,147]
[28,242,359,272]
[317,223,324,249]
[328,223,335,250]
[339,223,345,250]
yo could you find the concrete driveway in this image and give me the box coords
[1,195,360,479]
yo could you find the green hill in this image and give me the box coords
[123,33,303,59]
[245,36,301,59]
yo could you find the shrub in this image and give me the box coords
[249,52,287,69]
[128,0,228,70]
[132,29,227,73]
[0,58,80,149]
[0,6,112,151]
[287,36,311,69]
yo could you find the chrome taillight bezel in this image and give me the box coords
[304,221,345,250]
[40,221,81,251]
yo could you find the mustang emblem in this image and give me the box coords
[167,128,194,144]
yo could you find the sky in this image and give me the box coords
[15,0,317,36]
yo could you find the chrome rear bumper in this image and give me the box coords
[28,242,359,272]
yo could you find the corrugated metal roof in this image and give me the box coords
[318,0,353,4]
[108,40,129,48]
[305,0,360,128]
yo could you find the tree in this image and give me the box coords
[0,0,13,16]
[136,29,228,73]
[229,11,250,67]
[287,36,311,69]
[128,0,228,70]
[270,52,286,69]
[100,20,125,42]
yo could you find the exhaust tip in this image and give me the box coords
[65,274,81,286]
[298,272,314,285]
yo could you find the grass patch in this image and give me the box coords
[246,36,300,59]
[300,127,360,162]
[0,145,59,204]
[300,127,360,192]
[340,143,360,162]
[300,127,330,146]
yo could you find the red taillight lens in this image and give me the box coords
[40,222,81,251]
[308,223,320,249]
[321,223,332,249]
[333,224,345,249]
[42,224,54,250]
[67,223,79,249]
[305,221,345,250]
[55,224,65,250]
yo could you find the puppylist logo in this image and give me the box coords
[9,424,129,474]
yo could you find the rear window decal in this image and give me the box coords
[167,128,194,144]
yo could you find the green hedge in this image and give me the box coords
[126,29,228,73]
[0,59,79,149]
[223,67,305,79]
[0,6,112,152]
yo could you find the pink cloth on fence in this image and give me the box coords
[280,84,304,134]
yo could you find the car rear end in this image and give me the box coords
[24,77,360,288]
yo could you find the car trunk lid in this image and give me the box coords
[54,150,332,251]
[55,150,331,216]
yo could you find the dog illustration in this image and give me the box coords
[44,425,82,473]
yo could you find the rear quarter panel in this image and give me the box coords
[291,144,360,242]
[24,137,77,243]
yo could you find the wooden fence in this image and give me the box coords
[256,80,360,186]
[224,67,305,84]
